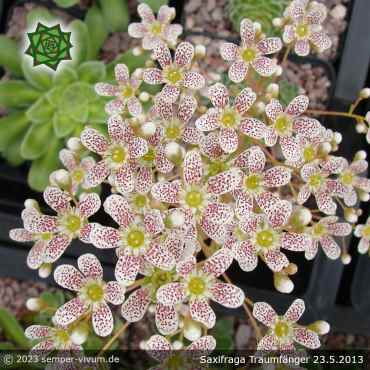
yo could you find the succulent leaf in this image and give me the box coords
[26,96,54,123]
[21,121,54,159]
[78,61,107,84]
[0,112,29,152]
[0,36,22,76]
[98,0,129,33]
[21,57,52,91]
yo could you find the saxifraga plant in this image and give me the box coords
[0,5,147,191]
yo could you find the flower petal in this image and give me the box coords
[146,335,172,362]
[77,253,103,280]
[263,166,291,187]
[204,202,233,224]
[129,137,148,159]
[207,168,243,195]
[85,160,110,188]
[92,302,113,337]
[183,150,203,185]
[200,132,223,159]
[81,128,108,155]
[158,5,175,23]
[136,167,153,194]
[90,224,121,249]
[252,56,276,77]
[228,60,248,83]
[190,299,216,329]
[326,222,351,236]
[295,39,310,56]
[127,96,143,117]
[293,327,320,349]
[175,41,194,66]
[236,240,258,271]
[284,298,305,323]
[266,99,284,122]
[104,281,125,305]
[264,126,278,146]
[151,181,181,203]
[156,282,186,306]
[9,228,34,242]
[176,256,196,277]
[78,193,101,218]
[104,195,134,228]
[95,83,119,97]
[257,334,278,350]
[210,282,245,308]
[220,42,238,61]
[43,187,70,213]
[316,192,336,215]
[25,325,52,340]
[44,234,71,263]
[155,303,178,335]
[53,298,87,327]
[187,335,216,354]
[105,98,125,115]
[235,87,256,114]
[143,68,164,84]
[114,165,135,194]
[195,110,220,131]
[282,233,311,252]
[121,288,151,322]
[128,22,146,38]
[253,302,277,327]
[153,43,172,68]
[257,37,282,55]
[145,241,175,271]
[310,31,332,52]
[137,3,155,22]
[286,95,309,117]
[27,241,46,269]
[219,128,238,153]
[283,24,295,44]
[280,136,302,162]
[240,18,255,44]
[183,71,205,90]
[115,254,141,284]
[320,235,340,259]
[144,209,164,235]
[178,94,197,123]
[160,84,180,103]
[201,248,233,277]
[208,83,229,108]
[293,116,322,138]
[54,264,84,291]
[246,145,266,173]
[264,249,289,272]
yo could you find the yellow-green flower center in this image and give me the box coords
[54,329,70,344]
[275,114,292,136]
[86,282,104,302]
[362,225,370,239]
[65,215,81,233]
[296,23,309,38]
[340,171,354,186]
[150,21,163,35]
[220,109,238,128]
[127,230,145,249]
[244,174,262,191]
[256,230,274,248]
[312,223,327,238]
[188,276,206,296]
[121,85,134,99]
[111,146,126,164]
[207,161,228,177]
[308,173,323,188]
[241,47,257,63]
[133,194,147,209]
[165,67,183,85]
[41,232,53,241]
[166,354,185,370]
[274,320,290,338]
[142,147,155,163]
[165,123,181,140]
[150,269,173,287]
[72,168,84,183]
[303,146,315,162]
[185,190,203,208]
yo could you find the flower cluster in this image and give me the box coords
[10,0,370,363]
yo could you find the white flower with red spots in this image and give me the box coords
[233,146,293,227]
[264,96,323,162]
[220,18,282,82]
[53,254,125,337]
[283,0,332,56]
[226,213,310,272]
[90,194,175,285]
[95,64,142,116]
[143,42,205,103]
[355,217,370,255]
[337,158,370,207]
[14,189,100,265]
[195,83,256,153]
[253,299,324,350]
[80,115,148,190]
[156,249,244,329]
[146,334,216,367]
[128,4,182,50]
[25,325,81,354]
[305,216,351,260]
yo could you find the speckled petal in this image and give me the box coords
[264,126,278,146]
[155,144,175,173]
[310,31,332,53]
[90,224,121,249]
[207,168,243,195]
[115,254,141,283]
[178,94,197,123]
[81,128,109,155]
[239,118,266,140]
[22,208,58,233]
[95,83,119,97]
[305,239,319,260]
[235,87,256,114]
[183,126,202,145]
[234,190,253,219]
[210,282,245,308]
[53,297,87,327]
[9,228,34,242]
[146,335,172,362]
[246,145,266,173]
[114,165,135,194]
[293,327,320,349]
[153,43,172,68]
[298,184,311,205]
[25,325,52,340]
[295,39,310,56]
[129,137,148,159]
[175,41,194,66]
[27,241,46,269]
[104,195,134,228]
[105,98,125,115]
[92,302,113,337]
[266,99,284,122]
[183,150,203,185]
[77,253,103,280]
[200,132,223,159]
[284,298,305,323]
[176,256,196,277]
[208,83,229,108]
[195,110,220,131]
[44,234,71,263]
[280,136,302,162]
[127,96,143,117]
[286,95,309,117]
[320,235,340,259]
[240,18,255,44]
[183,71,205,90]
[128,22,146,38]
[145,241,175,271]
[156,282,186,306]
[136,167,153,194]
[104,281,125,305]
[155,303,178,335]
[160,84,180,103]
[121,288,151,322]
[228,60,248,83]
[158,5,175,23]
[257,334,278,351]
[350,159,368,174]
[144,209,164,235]
[151,181,181,203]
[293,116,322,138]
[263,166,291,187]
[78,193,101,218]
[114,63,129,83]
[204,202,233,224]
[202,248,233,277]
[236,240,258,271]
[282,233,311,252]
[257,37,282,55]
[190,299,216,329]
[220,42,238,61]
[187,335,216,354]
[316,192,336,215]
[54,264,84,291]
[326,222,352,237]
[264,249,289,272]
[143,68,164,84]
[44,187,70,213]
[252,56,276,77]
[85,160,110,188]
[283,24,295,44]
[219,128,239,153]
[253,301,277,327]
[137,3,155,22]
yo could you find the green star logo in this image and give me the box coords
[25,23,73,70]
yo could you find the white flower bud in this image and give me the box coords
[67,137,82,151]
[354,225,363,238]
[70,322,89,345]
[300,207,312,225]
[274,65,283,77]
[355,150,367,160]
[267,83,279,97]
[330,4,346,20]
[165,142,185,164]
[360,88,370,99]
[321,142,332,154]
[344,208,358,223]
[24,199,39,209]
[139,91,150,102]
[133,47,143,56]
[365,112,370,124]
[255,101,266,114]
[356,122,367,133]
[341,253,352,265]
[139,340,147,350]
[274,273,294,294]
[359,191,370,202]
[195,44,206,58]
[148,304,156,314]
[172,340,183,350]
[26,298,42,312]
[310,320,330,335]
[184,320,202,341]
[50,169,70,188]
[38,263,52,278]
[334,132,342,144]
[141,121,156,137]
[272,17,283,27]
[253,22,262,33]
[166,210,185,228]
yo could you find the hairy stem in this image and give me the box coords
[98,321,129,356]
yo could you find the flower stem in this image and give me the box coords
[98,321,129,356]
[281,45,291,67]
[307,109,364,122]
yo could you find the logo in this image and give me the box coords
[25,23,73,70]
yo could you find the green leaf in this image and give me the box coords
[21,121,53,159]
[0,342,16,350]
[26,7,55,28]
[0,81,41,108]
[139,0,168,12]
[0,308,30,349]
[53,112,79,137]
[60,82,90,122]
[88,98,108,123]
[28,137,64,191]
[53,65,78,86]
[0,112,29,151]
[78,61,106,84]
[85,5,109,60]
[46,85,66,106]
[107,50,149,79]
[26,96,55,123]
[40,291,65,308]
[21,57,52,91]
[53,0,79,8]
[98,0,129,32]
[3,134,26,166]
[213,317,234,350]
[69,20,89,66]
[0,36,22,76]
